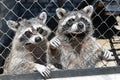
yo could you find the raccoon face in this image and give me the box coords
[56,5,93,34]
[7,12,51,45]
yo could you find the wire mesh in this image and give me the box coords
[0,0,120,74]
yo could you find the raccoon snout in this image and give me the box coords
[35,37,41,42]
[78,23,84,30]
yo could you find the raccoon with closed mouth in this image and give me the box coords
[3,12,51,77]
[47,5,112,70]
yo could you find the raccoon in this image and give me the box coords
[3,12,51,77]
[47,5,112,70]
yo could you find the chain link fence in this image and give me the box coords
[0,0,120,74]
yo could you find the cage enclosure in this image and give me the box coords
[0,0,120,79]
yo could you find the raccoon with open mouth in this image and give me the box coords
[47,5,112,70]
[3,12,51,77]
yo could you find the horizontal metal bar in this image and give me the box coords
[0,67,120,80]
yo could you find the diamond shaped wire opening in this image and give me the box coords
[0,0,120,74]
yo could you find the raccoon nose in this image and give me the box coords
[78,23,84,29]
[35,37,41,42]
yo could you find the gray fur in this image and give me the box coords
[47,5,112,70]
[4,12,51,77]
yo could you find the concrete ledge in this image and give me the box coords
[0,67,120,80]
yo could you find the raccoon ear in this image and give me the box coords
[56,8,66,19]
[7,20,19,31]
[82,5,93,17]
[39,12,47,24]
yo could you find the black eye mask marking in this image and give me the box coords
[24,31,32,38]
[19,35,28,42]
[37,27,43,34]
[80,17,90,26]
[66,18,75,26]
[20,31,32,42]
[69,18,75,22]
[37,27,48,36]
[63,18,75,31]
[42,30,48,36]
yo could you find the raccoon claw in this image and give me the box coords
[103,49,112,59]
[50,37,61,48]
[35,64,50,78]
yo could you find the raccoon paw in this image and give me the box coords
[35,64,50,78]
[50,37,61,48]
[47,64,59,71]
[103,49,112,59]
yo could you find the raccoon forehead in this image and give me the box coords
[77,13,82,18]
[61,16,76,25]
[32,24,43,29]
[18,27,32,34]
[24,28,32,32]
[32,23,51,33]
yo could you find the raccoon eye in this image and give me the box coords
[66,21,72,26]
[63,25,69,31]
[70,19,75,22]
[81,17,85,21]
[68,19,75,23]
[42,30,48,36]
[24,31,32,38]
[81,17,87,22]
[37,27,43,34]
[81,17,90,25]
[66,19,75,26]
